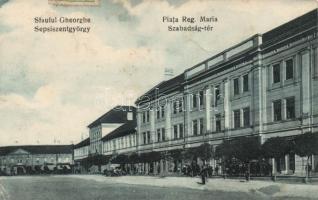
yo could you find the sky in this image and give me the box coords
[0,0,316,146]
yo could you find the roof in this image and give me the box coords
[0,145,73,156]
[74,138,90,149]
[101,120,136,141]
[135,10,317,106]
[88,105,136,128]
[135,74,184,105]
[262,9,317,46]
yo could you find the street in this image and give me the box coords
[0,175,316,200]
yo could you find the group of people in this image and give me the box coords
[181,163,220,184]
[182,164,220,178]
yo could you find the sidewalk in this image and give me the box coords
[69,175,318,199]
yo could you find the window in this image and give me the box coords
[273,63,281,83]
[129,135,132,146]
[234,78,239,95]
[174,125,178,139]
[286,97,295,119]
[143,132,146,144]
[173,102,178,114]
[214,85,220,106]
[192,94,197,108]
[279,156,286,171]
[157,108,160,119]
[199,118,204,135]
[234,109,240,128]
[146,111,150,122]
[273,100,282,121]
[243,74,249,92]
[147,131,151,143]
[314,48,318,75]
[289,153,295,171]
[161,106,165,118]
[192,120,198,135]
[179,124,184,138]
[157,129,161,142]
[179,100,183,113]
[285,59,294,80]
[162,128,165,141]
[215,114,221,132]
[142,113,146,123]
[199,91,204,106]
[243,107,250,127]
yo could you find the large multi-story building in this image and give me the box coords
[0,145,73,175]
[71,9,317,176]
[135,9,318,175]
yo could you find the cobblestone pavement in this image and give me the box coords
[0,175,317,200]
[71,174,318,199]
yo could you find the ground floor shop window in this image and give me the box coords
[289,153,295,172]
[215,114,221,132]
[276,156,286,172]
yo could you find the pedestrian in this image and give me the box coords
[208,165,213,177]
[245,169,250,181]
[200,165,208,184]
[215,165,219,176]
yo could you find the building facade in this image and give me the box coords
[134,9,318,176]
[73,138,90,173]
[102,121,137,157]
[87,105,136,155]
[74,105,136,173]
[71,9,317,176]
[0,145,73,175]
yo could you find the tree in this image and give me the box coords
[168,149,184,172]
[262,137,292,161]
[293,132,318,181]
[128,152,140,164]
[216,137,261,162]
[183,143,214,163]
[215,140,234,160]
[183,147,198,161]
[234,137,262,163]
[196,143,214,163]
[215,137,261,180]
[168,149,184,161]
[139,151,162,163]
[111,154,129,164]
[261,136,293,179]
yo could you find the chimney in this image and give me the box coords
[127,112,133,120]
[164,68,174,81]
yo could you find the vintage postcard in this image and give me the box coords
[0,0,317,200]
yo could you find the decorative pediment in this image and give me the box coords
[9,148,30,155]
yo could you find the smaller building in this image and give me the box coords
[73,138,90,173]
[101,119,137,173]
[0,145,73,175]
[73,105,137,173]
